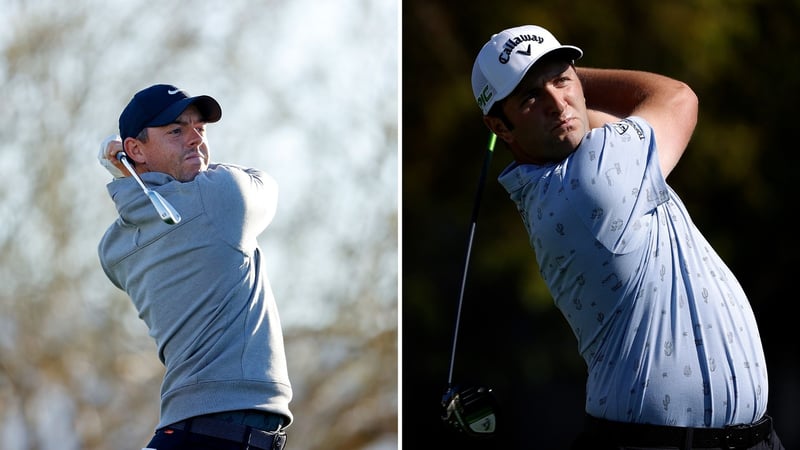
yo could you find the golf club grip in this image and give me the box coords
[469,133,496,223]
[116,152,134,172]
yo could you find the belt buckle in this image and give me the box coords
[722,422,758,449]
[722,429,743,449]
[248,428,287,450]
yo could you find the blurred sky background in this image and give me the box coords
[0,0,398,449]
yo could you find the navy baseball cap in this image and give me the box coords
[118,84,222,140]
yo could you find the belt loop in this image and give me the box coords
[273,430,287,450]
[242,424,253,449]
[682,427,693,450]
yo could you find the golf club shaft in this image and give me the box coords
[116,152,181,224]
[447,132,497,386]
[117,153,150,193]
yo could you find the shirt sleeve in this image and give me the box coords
[562,117,670,254]
[198,163,279,251]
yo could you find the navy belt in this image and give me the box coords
[167,416,287,450]
[585,414,773,449]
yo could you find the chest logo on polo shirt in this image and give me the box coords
[612,121,629,135]
[612,119,645,140]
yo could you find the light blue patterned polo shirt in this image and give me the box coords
[498,116,768,427]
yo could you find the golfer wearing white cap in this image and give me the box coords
[472,25,784,449]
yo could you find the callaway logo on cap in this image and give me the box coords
[471,25,583,115]
[118,84,222,140]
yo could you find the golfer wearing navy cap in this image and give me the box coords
[97,84,293,450]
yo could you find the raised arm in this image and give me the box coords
[577,67,699,178]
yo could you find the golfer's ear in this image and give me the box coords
[123,137,147,164]
[484,116,512,144]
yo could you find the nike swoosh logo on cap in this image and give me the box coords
[168,89,181,95]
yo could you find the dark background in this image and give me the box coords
[401,1,799,448]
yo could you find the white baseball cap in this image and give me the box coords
[471,25,583,115]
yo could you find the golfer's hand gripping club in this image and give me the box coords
[98,134,126,178]
[116,152,182,225]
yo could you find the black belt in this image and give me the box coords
[167,416,287,450]
[585,414,773,449]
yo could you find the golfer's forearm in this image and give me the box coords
[576,67,695,120]
[587,108,621,128]
[578,66,698,177]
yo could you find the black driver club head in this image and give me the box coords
[441,384,499,438]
